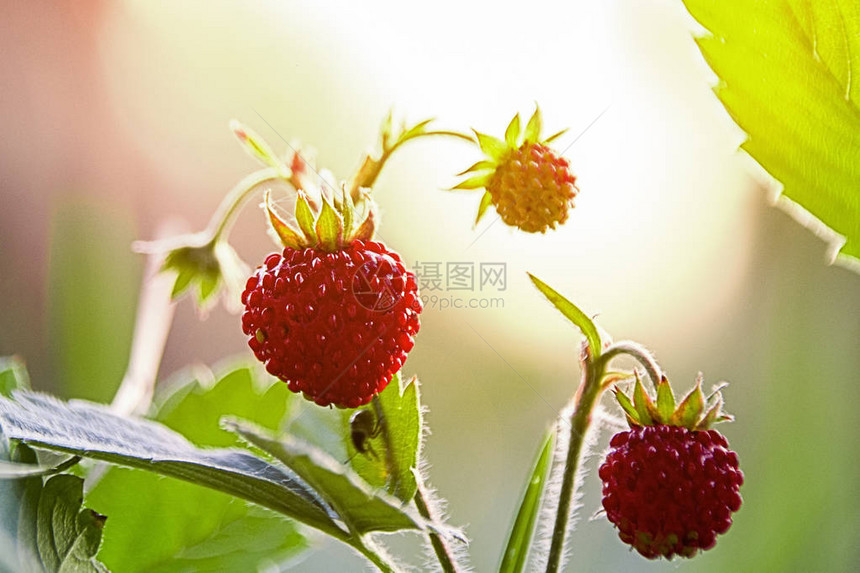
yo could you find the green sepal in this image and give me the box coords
[457,160,497,176]
[264,190,306,249]
[504,113,522,148]
[315,197,342,252]
[295,192,317,242]
[671,376,706,430]
[655,376,676,422]
[399,118,434,142]
[523,106,542,143]
[352,208,376,241]
[230,120,290,178]
[451,172,493,191]
[475,191,494,226]
[340,185,355,239]
[632,374,655,425]
[613,386,640,425]
[472,130,508,161]
[379,109,394,149]
[614,372,734,431]
[698,391,734,430]
[157,237,248,312]
[543,128,567,144]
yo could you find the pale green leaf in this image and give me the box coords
[225,419,426,534]
[0,392,342,538]
[343,373,421,502]
[0,356,30,399]
[87,365,306,572]
[682,0,860,265]
[0,442,107,573]
[527,274,602,357]
[499,427,554,573]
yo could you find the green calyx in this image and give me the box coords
[613,373,733,431]
[452,104,568,225]
[265,186,376,252]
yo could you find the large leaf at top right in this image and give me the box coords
[682,0,860,266]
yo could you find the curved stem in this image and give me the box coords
[347,130,474,198]
[207,167,285,242]
[545,345,606,573]
[600,341,663,388]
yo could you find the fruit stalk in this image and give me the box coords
[413,473,461,573]
[545,344,605,573]
[208,167,285,243]
[346,129,473,199]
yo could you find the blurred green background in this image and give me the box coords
[1,0,858,571]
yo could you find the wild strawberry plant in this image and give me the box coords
[0,106,744,572]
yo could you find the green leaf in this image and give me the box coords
[0,442,107,573]
[499,427,554,573]
[89,469,306,573]
[505,113,522,148]
[225,419,426,535]
[0,356,30,398]
[87,365,306,572]
[35,475,107,573]
[0,392,343,538]
[681,0,860,265]
[475,191,494,226]
[294,192,317,243]
[344,373,421,502]
[314,197,342,252]
[527,274,602,357]
[523,106,542,143]
[472,130,508,161]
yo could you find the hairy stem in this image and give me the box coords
[600,341,663,388]
[347,130,474,199]
[545,345,606,573]
[353,536,399,573]
[414,474,461,573]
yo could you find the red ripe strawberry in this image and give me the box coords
[454,106,577,233]
[242,240,420,408]
[242,186,421,408]
[600,374,742,559]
